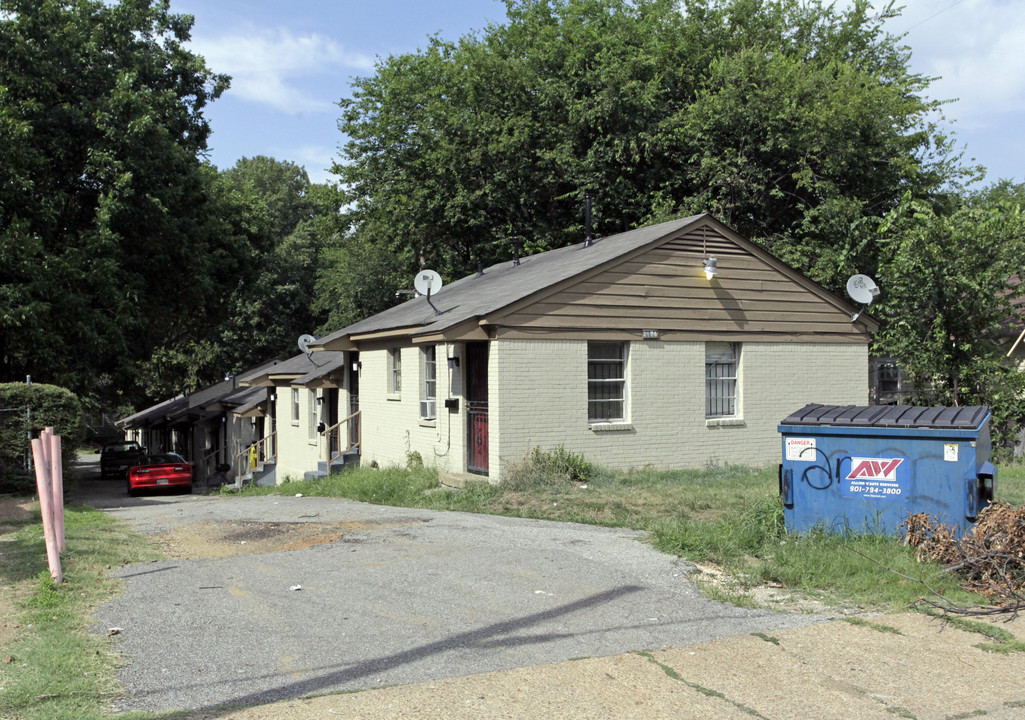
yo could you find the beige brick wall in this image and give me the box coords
[492,338,868,479]
[358,344,463,473]
[273,386,325,481]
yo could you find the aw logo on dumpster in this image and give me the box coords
[842,456,908,500]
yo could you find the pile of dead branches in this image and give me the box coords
[901,502,1025,614]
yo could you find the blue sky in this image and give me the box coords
[175,0,1024,189]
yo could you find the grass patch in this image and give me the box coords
[634,651,768,718]
[233,459,991,613]
[996,461,1025,507]
[919,610,1025,654]
[0,503,161,720]
[841,616,904,635]
[235,464,441,506]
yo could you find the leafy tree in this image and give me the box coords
[0,0,232,406]
[873,193,1025,450]
[217,157,345,371]
[327,0,969,322]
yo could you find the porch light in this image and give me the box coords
[703,257,718,280]
[352,361,362,372]
[447,356,460,369]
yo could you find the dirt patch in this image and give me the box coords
[152,518,423,559]
[0,498,35,526]
[689,561,862,615]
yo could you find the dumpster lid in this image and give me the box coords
[780,404,990,430]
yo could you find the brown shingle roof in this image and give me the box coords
[315,214,706,348]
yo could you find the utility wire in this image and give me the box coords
[899,0,966,35]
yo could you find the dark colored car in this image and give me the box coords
[126,453,193,496]
[100,441,145,479]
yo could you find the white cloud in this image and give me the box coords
[189,29,375,115]
[885,0,1025,129]
[289,145,341,185]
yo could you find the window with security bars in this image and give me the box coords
[420,345,437,420]
[588,341,626,422]
[706,342,738,417]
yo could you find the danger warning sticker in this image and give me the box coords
[785,437,816,462]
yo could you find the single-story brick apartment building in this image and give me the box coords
[297,213,875,483]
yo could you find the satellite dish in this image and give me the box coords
[413,269,444,316]
[414,270,443,297]
[845,274,880,322]
[297,334,317,355]
[846,274,880,305]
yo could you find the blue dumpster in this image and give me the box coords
[778,404,997,537]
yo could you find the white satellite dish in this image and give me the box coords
[845,274,880,322]
[297,334,317,355]
[413,269,444,315]
[414,269,444,297]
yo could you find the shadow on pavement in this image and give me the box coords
[174,585,647,716]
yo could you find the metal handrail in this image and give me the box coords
[235,431,278,485]
[324,410,360,467]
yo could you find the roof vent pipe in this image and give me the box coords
[511,236,523,266]
[584,193,593,247]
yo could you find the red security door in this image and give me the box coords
[465,342,489,476]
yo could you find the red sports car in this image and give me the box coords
[126,453,193,496]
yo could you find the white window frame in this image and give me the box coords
[388,348,402,394]
[420,345,437,420]
[706,342,739,418]
[308,389,319,440]
[587,341,627,422]
[291,388,300,424]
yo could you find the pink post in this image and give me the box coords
[49,431,65,553]
[31,437,62,583]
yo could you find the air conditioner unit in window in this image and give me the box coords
[420,400,436,420]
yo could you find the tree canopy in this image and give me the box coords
[0,0,232,405]
[873,192,1025,445]
[329,0,970,322]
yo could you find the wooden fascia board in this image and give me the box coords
[265,374,304,385]
[315,337,357,352]
[413,320,492,344]
[479,215,713,326]
[239,378,275,387]
[300,373,345,389]
[348,326,420,344]
[492,326,871,343]
[233,406,266,419]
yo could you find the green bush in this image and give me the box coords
[505,445,595,488]
[0,382,83,493]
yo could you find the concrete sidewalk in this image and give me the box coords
[181,611,1025,720]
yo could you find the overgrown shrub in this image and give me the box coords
[0,382,83,493]
[505,445,595,489]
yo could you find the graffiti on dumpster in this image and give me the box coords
[842,456,908,500]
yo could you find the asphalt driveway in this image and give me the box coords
[81,482,832,715]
